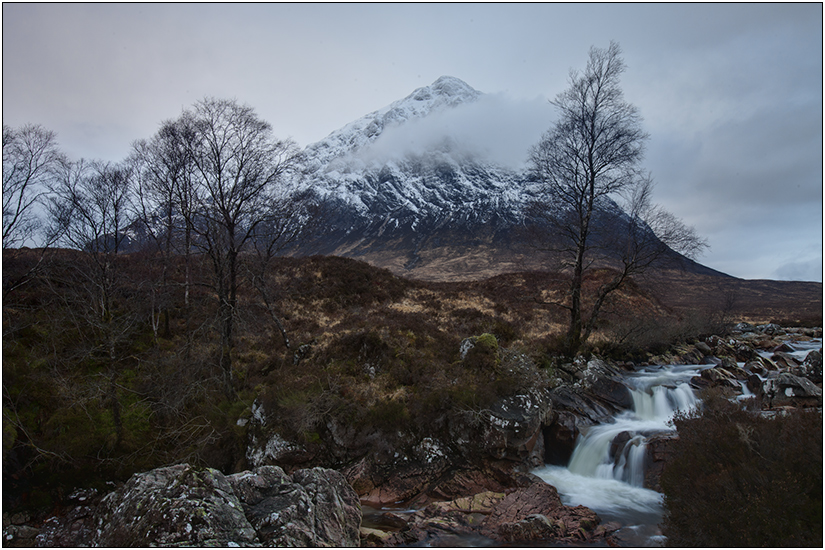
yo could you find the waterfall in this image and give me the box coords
[565,374,699,486]
[534,364,706,542]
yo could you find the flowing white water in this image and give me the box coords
[757,338,822,362]
[535,364,708,545]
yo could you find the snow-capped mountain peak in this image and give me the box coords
[303,76,482,170]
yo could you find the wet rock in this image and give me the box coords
[644,433,679,492]
[744,360,767,376]
[481,477,601,542]
[542,410,580,466]
[693,366,739,390]
[746,373,764,394]
[773,342,796,353]
[771,351,801,370]
[794,350,822,383]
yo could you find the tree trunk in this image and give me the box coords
[219,294,234,396]
[108,343,123,449]
[566,255,584,355]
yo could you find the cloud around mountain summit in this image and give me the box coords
[357,93,556,169]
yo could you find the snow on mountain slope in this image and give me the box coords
[303,76,482,171]
[291,76,696,280]
[296,76,542,237]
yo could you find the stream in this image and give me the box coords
[534,337,821,547]
[534,364,706,546]
[362,338,821,547]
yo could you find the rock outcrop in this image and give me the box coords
[93,464,257,547]
[368,475,617,546]
[23,464,362,548]
[248,345,555,509]
[227,466,362,547]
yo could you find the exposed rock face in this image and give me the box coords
[372,476,615,546]
[93,464,256,547]
[227,466,362,547]
[29,489,99,547]
[481,477,602,542]
[644,433,679,492]
[90,464,360,547]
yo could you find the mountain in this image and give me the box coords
[294,76,725,281]
[293,76,549,279]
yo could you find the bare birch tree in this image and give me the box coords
[183,98,303,394]
[529,42,706,354]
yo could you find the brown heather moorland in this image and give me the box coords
[2,247,821,511]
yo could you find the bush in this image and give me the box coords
[661,391,822,547]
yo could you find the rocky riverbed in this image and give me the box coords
[4,323,821,547]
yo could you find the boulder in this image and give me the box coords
[481,477,601,542]
[793,350,822,383]
[90,464,361,547]
[746,373,764,395]
[743,360,767,376]
[475,389,553,466]
[694,341,713,356]
[733,322,756,333]
[772,342,795,354]
[774,372,822,398]
[93,464,257,547]
[693,367,739,390]
[227,466,361,547]
[771,351,800,370]
[757,323,784,335]
[762,372,823,408]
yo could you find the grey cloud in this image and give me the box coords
[774,259,823,283]
[358,94,555,169]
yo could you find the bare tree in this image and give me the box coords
[247,187,324,352]
[529,42,706,354]
[45,159,138,448]
[130,114,200,340]
[183,97,303,394]
[2,124,67,299]
[3,124,65,248]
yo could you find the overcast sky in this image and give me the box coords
[3,3,822,281]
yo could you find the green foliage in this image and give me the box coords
[661,390,823,547]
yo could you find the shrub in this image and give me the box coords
[661,391,822,547]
